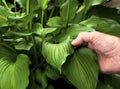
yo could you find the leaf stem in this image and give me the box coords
[2,0,10,11]
[41,10,45,26]
[31,35,38,65]
[26,0,30,15]
[14,0,16,12]
[49,6,55,18]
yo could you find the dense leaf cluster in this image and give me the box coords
[0,0,120,89]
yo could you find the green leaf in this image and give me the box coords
[104,74,120,89]
[73,0,107,23]
[42,37,74,72]
[62,47,98,89]
[0,43,17,59]
[54,24,95,42]
[45,66,60,80]
[96,81,113,89]
[16,0,26,8]
[80,16,120,37]
[33,23,57,37]
[47,16,64,27]
[37,0,49,10]
[60,0,79,24]
[0,54,31,89]
[8,14,33,25]
[35,69,48,89]
[14,38,33,51]
[87,5,120,23]
[0,5,14,27]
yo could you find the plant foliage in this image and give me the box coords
[0,0,120,89]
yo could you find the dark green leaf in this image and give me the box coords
[45,66,60,80]
[0,43,17,59]
[35,69,48,89]
[8,14,33,25]
[72,0,107,23]
[62,47,98,89]
[80,16,120,37]
[42,37,74,72]
[0,54,31,89]
[104,74,120,89]
[96,81,113,89]
[87,5,120,23]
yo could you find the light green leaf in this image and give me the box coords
[0,5,14,27]
[80,16,120,37]
[47,16,64,27]
[32,23,43,35]
[60,0,79,24]
[33,23,57,37]
[54,24,95,42]
[42,37,74,72]
[16,0,26,8]
[37,0,49,10]
[0,54,31,89]
[15,38,33,51]
[7,30,32,36]
[62,47,98,89]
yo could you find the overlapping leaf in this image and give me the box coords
[54,24,95,42]
[0,54,31,89]
[104,74,120,89]
[0,43,17,60]
[62,47,98,89]
[80,16,120,37]
[0,5,14,27]
[42,37,74,72]
[73,0,107,23]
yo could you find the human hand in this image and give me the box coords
[72,31,120,74]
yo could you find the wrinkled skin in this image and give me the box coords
[72,31,120,74]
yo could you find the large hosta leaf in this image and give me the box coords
[60,0,79,24]
[0,54,31,89]
[73,0,107,23]
[80,16,120,37]
[62,47,98,89]
[42,37,74,72]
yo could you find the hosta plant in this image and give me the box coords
[0,0,120,89]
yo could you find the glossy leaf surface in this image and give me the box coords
[0,54,31,89]
[42,38,73,72]
[62,47,98,89]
